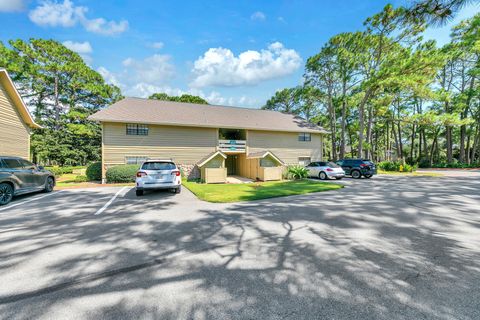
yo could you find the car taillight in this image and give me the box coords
[171,170,181,176]
[136,172,147,177]
[360,164,369,168]
[326,168,333,172]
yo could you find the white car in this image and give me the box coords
[135,160,181,196]
[306,161,345,180]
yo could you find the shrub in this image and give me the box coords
[73,175,88,183]
[86,162,102,181]
[46,167,64,177]
[378,161,417,172]
[286,165,308,180]
[106,165,139,183]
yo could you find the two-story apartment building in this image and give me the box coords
[0,69,41,159]
[89,97,327,183]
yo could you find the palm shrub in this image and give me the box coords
[287,165,309,180]
[106,165,139,183]
[86,162,102,181]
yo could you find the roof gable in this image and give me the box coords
[89,97,327,134]
[0,69,41,129]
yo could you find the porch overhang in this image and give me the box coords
[197,150,227,167]
[247,150,285,166]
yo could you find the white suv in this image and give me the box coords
[135,160,181,196]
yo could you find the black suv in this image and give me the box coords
[336,159,377,179]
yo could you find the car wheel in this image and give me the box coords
[44,177,54,193]
[364,174,372,179]
[0,183,14,206]
[175,186,181,194]
[319,172,328,180]
[136,189,144,196]
[351,170,361,179]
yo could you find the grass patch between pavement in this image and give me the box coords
[183,179,343,203]
[377,170,442,177]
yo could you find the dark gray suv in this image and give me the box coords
[0,156,55,205]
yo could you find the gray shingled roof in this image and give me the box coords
[89,97,327,133]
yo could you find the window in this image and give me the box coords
[298,157,311,166]
[125,156,148,165]
[298,133,311,142]
[307,162,318,167]
[19,159,36,170]
[2,159,23,169]
[142,162,176,170]
[126,124,149,136]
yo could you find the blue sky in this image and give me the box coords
[0,0,479,108]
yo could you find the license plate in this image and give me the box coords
[154,174,166,180]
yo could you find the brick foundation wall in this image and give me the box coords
[178,164,200,180]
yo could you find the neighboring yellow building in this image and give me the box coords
[89,97,327,183]
[0,69,41,159]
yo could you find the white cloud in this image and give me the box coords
[0,0,25,12]
[63,40,93,64]
[250,11,266,21]
[190,42,302,88]
[29,0,128,36]
[98,66,258,107]
[96,54,175,96]
[81,17,128,36]
[121,54,175,84]
[62,40,92,54]
[149,42,164,49]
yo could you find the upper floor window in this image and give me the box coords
[298,132,311,142]
[126,124,149,136]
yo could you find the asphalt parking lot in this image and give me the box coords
[0,175,479,320]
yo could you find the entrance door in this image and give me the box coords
[226,155,237,175]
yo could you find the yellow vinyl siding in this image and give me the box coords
[247,130,322,164]
[0,83,30,159]
[102,122,217,166]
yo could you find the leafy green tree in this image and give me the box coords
[149,92,209,104]
[262,87,302,114]
[406,0,476,25]
[1,38,122,165]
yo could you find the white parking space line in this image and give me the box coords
[0,190,65,213]
[94,187,129,215]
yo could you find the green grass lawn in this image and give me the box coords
[377,169,441,177]
[183,179,343,203]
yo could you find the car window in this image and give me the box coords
[327,162,340,168]
[319,162,327,166]
[309,162,318,167]
[141,162,176,170]
[19,159,36,170]
[336,161,343,166]
[2,159,23,169]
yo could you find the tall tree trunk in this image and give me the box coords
[54,75,60,130]
[366,105,373,159]
[410,123,416,163]
[472,125,480,163]
[328,95,337,161]
[392,121,400,160]
[386,121,390,161]
[430,130,439,166]
[357,90,372,159]
[340,93,347,159]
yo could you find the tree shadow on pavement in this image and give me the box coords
[0,176,479,319]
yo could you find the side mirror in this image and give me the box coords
[37,165,44,171]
